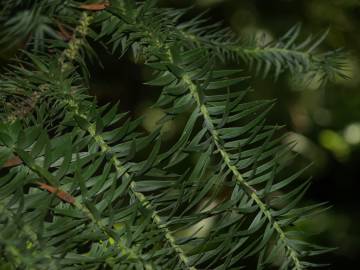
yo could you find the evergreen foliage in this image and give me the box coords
[0,1,345,269]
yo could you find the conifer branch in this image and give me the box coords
[14,157,150,268]
[1,8,153,268]
[182,74,302,269]
[3,11,92,123]
[153,41,303,267]
[64,99,195,270]
[57,10,194,268]
[0,1,338,268]
[99,4,317,267]
[54,11,195,268]
[2,7,194,268]
[176,21,347,82]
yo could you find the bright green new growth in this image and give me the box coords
[0,0,343,269]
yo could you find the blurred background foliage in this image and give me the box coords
[1,0,359,268]
[88,0,360,268]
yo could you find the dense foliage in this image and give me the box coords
[0,1,347,269]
